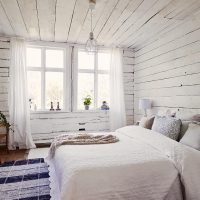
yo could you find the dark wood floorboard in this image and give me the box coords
[0,147,29,164]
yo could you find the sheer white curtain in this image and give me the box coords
[109,48,126,131]
[9,38,35,149]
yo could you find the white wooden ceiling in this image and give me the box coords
[0,0,200,49]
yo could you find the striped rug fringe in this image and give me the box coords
[0,158,51,200]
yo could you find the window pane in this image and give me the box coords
[45,72,63,109]
[78,73,94,109]
[27,71,41,110]
[46,49,64,68]
[26,48,41,67]
[78,51,94,69]
[98,74,110,108]
[98,52,110,70]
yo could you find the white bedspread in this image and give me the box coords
[47,126,200,200]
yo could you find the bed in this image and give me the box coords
[47,126,200,200]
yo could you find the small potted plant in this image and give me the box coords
[0,111,11,134]
[83,95,92,110]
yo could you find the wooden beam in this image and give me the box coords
[0,0,28,37]
[36,0,56,41]
[17,0,40,40]
[67,0,88,43]
[0,1,15,36]
[115,0,173,47]
[97,0,131,43]
[55,0,76,42]
[106,0,158,46]
[92,0,120,43]
[102,0,144,46]
[133,1,200,50]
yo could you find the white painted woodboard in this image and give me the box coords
[134,12,200,121]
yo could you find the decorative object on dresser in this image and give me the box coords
[0,111,11,152]
[139,99,152,117]
[50,101,54,111]
[101,101,109,110]
[56,102,61,111]
[83,95,92,110]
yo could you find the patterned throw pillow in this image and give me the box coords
[152,116,182,140]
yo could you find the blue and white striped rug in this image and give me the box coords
[0,158,51,200]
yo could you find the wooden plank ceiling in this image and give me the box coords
[0,0,200,49]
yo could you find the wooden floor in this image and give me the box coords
[0,147,29,164]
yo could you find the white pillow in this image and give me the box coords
[152,116,181,140]
[178,121,190,141]
[180,123,200,150]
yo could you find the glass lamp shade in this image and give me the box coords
[139,99,152,110]
[139,99,152,117]
[85,32,98,53]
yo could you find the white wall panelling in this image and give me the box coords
[0,37,9,116]
[134,10,200,121]
[123,50,134,125]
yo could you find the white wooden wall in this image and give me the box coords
[123,50,134,125]
[0,38,134,143]
[134,11,200,121]
[0,37,9,118]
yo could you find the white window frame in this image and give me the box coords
[27,45,71,111]
[73,48,110,111]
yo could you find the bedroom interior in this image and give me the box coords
[0,0,200,199]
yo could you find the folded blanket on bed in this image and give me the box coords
[48,133,119,159]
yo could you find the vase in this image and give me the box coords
[85,105,89,110]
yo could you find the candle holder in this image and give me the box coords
[56,102,61,111]
[50,102,54,111]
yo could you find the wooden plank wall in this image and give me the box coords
[0,38,134,142]
[134,11,200,121]
[123,50,134,125]
[0,37,9,118]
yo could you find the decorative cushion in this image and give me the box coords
[151,116,181,140]
[192,114,200,122]
[139,116,155,129]
[180,123,200,150]
[178,121,190,141]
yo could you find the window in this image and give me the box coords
[76,49,110,110]
[26,45,111,112]
[26,47,66,111]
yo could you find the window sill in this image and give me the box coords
[30,109,109,114]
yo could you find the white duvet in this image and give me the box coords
[47,126,200,200]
